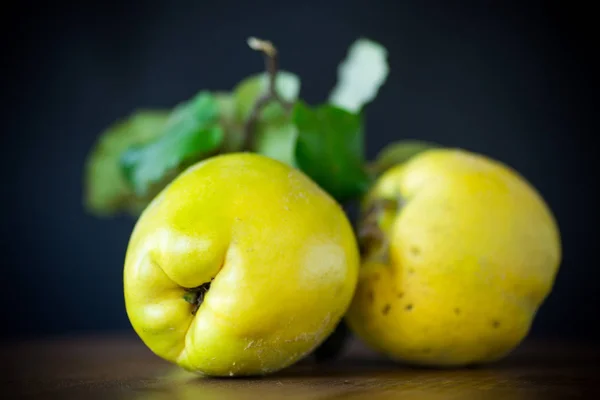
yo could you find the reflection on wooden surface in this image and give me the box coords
[2,335,598,399]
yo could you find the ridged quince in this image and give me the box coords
[124,153,359,376]
[346,148,561,366]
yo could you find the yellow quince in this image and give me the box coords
[123,153,359,376]
[346,148,561,366]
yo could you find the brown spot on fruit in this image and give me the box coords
[492,320,500,328]
[454,308,461,315]
[410,246,421,256]
[382,304,391,315]
[405,304,413,311]
[367,291,374,303]
[397,292,404,299]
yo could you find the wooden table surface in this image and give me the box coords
[2,334,598,399]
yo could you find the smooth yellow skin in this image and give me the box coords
[346,148,561,366]
[124,153,359,376]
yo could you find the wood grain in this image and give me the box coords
[2,335,598,399]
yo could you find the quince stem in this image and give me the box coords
[358,197,402,262]
[242,37,293,150]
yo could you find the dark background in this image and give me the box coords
[3,1,596,340]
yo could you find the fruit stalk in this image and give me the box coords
[242,37,293,150]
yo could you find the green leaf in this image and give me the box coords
[233,71,300,121]
[371,140,440,176]
[83,110,170,216]
[231,71,301,165]
[120,91,224,197]
[215,91,245,153]
[253,115,298,167]
[293,101,371,202]
[328,38,389,112]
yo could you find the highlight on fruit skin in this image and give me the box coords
[123,153,360,377]
[345,147,561,367]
